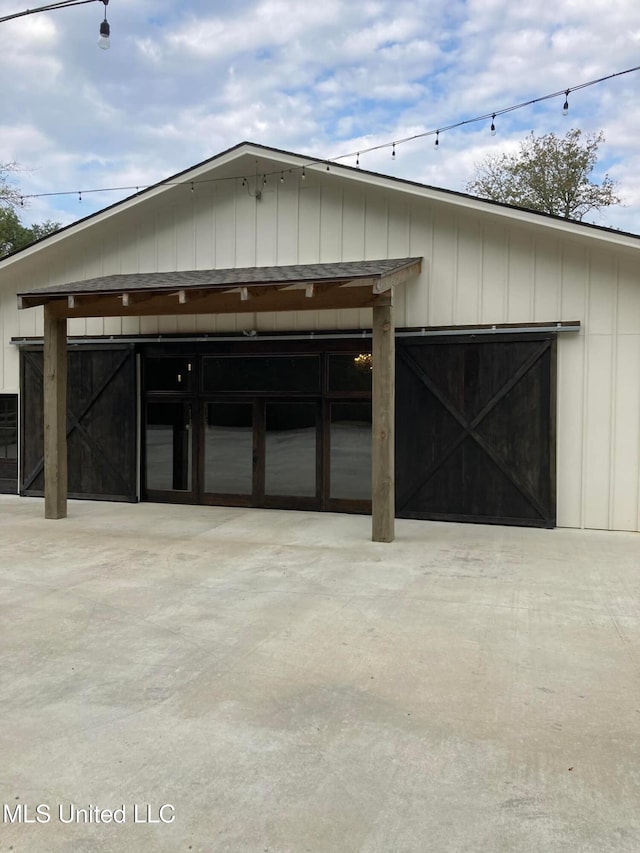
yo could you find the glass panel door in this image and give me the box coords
[145,401,193,493]
[204,402,254,496]
[330,402,372,500]
[264,402,318,498]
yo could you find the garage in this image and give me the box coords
[1,141,639,535]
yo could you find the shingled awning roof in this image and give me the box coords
[18,258,422,318]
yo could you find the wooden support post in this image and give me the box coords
[43,304,67,519]
[372,297,395,542]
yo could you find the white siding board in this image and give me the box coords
[175,198,195,270]
[611,334,640,530]
[177,315,198,334]
[556,334,585,528]
[364,193,389,260]
[118,224,140,274]
[319,185,343,263]
[194,186,216,269]
[156,205,177,271]
[276,186,299,265]
[482,222,509,324]
[506,228,534,322]
[139,316,159,335]
[214,314,241,333]
[407,204,432,327]
[337,309,361,329]
[157,315,179,334]
[137,232,158,274]
[341,187,366,262]
[234,189,257,267]
[616,258,640,334]
[215,183,237,269]
[455,215,482,325]
[298,187,321,264]
[121,316,141,335]
[533,236,561,322]
[429,210,456,326]
[582,334,614,529]
[388,200,411,258]
[256,189,277,267]
[560,242,587,321]
[103,318,122,336]
[67,318,84,336]
[587,251,616,334]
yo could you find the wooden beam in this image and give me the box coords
[371,295,395,542]
[376,259,422,292]
[44,283,389,319]
[43,304,67,519]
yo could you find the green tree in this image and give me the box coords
[466,129,620,221]
[0,163,60,257]
[0,161,24,210]
[0,208,61,257]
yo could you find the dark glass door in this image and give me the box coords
[144,401,194,500]
[140,349,372,514]
[202,401,255,503]
[201,398,321,509]
[263,401,320,505]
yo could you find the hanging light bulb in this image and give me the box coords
[435,131,440,149]
[98,1,110,50]
[392,143,396,160]
[490,114,496,136]
[356,152,360,168]
[301,166,306,181]
[562,90,569,116]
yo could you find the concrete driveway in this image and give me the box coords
[1,495,639,852]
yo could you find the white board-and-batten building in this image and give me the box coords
[0,141,638,537]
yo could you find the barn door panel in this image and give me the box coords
[396,336,555,527]
[20,346,137,501]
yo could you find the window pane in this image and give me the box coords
[0,395,18,459]
[265,403,316,496]
[330,402,371,500]
[144,358,194,392]
[204,403,253,495]
[328,353,372,392]
[145,402,192,491]
[203,356,320,393]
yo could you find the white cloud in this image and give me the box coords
[0,0,638,234]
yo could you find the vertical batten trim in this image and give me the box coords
[580,250,592,529]
[608,258,619,530]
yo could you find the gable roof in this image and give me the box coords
[2,140,640,269]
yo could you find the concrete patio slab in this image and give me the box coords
[0,495,639,852]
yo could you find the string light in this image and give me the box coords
[391,143,396,160]
[0,0,112,50]
[562,90,570,115]
[12,64,640,205]
[490,114,496,135]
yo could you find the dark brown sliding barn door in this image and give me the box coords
[21,345,137,502]
[396,335,556,527]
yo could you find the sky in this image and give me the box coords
[0,0,639,234]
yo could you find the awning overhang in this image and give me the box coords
[17,258,422,318]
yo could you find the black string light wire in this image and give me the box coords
[15,63,640,206]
